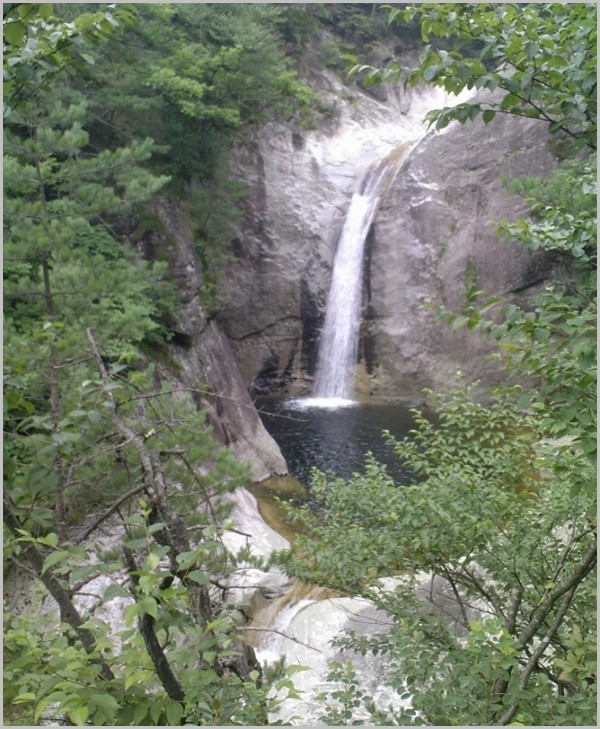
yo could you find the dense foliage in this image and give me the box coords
[67,3,318,179]
[281,3,597,726]
[356,2,597,153]
[71,2,323,310]
[3,3,313,725]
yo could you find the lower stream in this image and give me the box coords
[240,399,420,723]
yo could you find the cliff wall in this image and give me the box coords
[218,77,557,403]
[139,198,288,481]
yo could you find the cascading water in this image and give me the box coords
[250,86,480,725]
[312,141,415,404]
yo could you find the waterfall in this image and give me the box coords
[313,141,414,402]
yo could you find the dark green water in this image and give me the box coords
[256,398,417,486]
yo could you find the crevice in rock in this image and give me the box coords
[300,279,322,377]
[227,316,303,343]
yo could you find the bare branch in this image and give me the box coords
[439,567,471,628]
[499,586,578,725]
[239,625,322,653]
[74,481,149,544]
[516,539,596,651]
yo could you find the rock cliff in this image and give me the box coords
[219,70,461,397]
[364,110,557,403]
[139,198,288,481]
[218,77,558,403]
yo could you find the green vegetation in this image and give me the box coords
[3,3,313,725]
[3,2,596,726]
[355,3,596,152]
[52,2,322,298]
[58,3,318,178]
[279,3,596,726]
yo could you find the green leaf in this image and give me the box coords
[451,315,469,330]
[186,569,210,585]
[66,565,97,586]
[124,670,153,691]
[165,700,184,725]
[53,431,81,445]
[4,20,27,46]
[123,602,140,626]
[145,551,160,571]
[103,583,130,601]
[133,702,149,724]
[147,522,166,534]
[41,549,69,575]
[35,693,66,722]
[176,550,197,571]
[67,705,89,726]
[139,596,158,620]
[286,664,311,676]
[38,4,54,20]
[423,64,442,82]
[90,692,120,720]
[13,692,36,703]
[38,532,59,548]
[149,696,164,724]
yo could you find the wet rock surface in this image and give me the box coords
[366,109,557,402]
[219,75,459,398]
[219,81,558,403]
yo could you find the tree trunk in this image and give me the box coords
[3,489,115,681]
[86,328,260,682]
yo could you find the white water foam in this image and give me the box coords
[285,396,359,410]
[311,85,476,403]
[254,597,316,665]
[313,142,415,401]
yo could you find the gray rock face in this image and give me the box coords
[219,74,460,396]
[143,198,288,481]
[219,81,558,403]
[365,112,557,403]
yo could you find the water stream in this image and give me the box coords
[246,136,424,724]
[245,88,475,723]
[313,141,415,402]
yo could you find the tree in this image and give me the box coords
[280,3,596,725]
[282,379,596,725]
[3,3,134,121]
[3,344,287,725]
[3,40,173,534]
[61,3,317,179]
[355,2,596,151]
[54,2,318,307]
[3,5,297,724]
